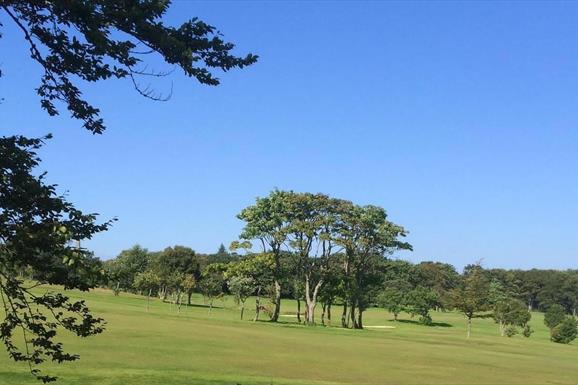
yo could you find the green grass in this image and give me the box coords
[1,287,577,385]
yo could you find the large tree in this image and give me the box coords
[1,2,256,381]
[284,192,340,325]
[414,261,459,310]
[334,204,411,329]
[0,136,113,382]
[104,244,150,294]
[451,265,491,338]
[378,279,411,322]
[149,245,200,303]
[235,190,292,322]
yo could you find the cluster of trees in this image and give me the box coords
[483,268,578,315]
[233,190,412,328]
[377,260,456,325]
[371,260,577,342]
[101,189,414,331]
[100,245,578,344]
[104,244,236,311]
[99,191,578,344]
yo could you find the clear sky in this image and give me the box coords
[2,1,578,270]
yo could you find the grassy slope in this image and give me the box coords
[1,287,577,385]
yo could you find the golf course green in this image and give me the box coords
[1,287,577,385]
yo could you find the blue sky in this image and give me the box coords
[2,1,578,269]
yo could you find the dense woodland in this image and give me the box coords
[97,190,578,342]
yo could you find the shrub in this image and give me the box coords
[522,324,534,338]
[504,326,518,337]
[551,318,578,344]
[544,304,566,330]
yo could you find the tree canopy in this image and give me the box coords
[0,135,113,382]
[1,0,258,133]
[451,265,491,338]
[235,190,411,328]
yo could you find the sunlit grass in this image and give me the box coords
[0,286,576,385]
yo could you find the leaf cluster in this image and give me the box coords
[1,1,258,133]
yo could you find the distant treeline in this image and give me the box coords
[100,244,578,317]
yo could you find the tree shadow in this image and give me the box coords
[254,319,298,326]
[163,301,223,310]
[394,319,453,327]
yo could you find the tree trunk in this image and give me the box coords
[254,287,261,322]
[114,281,120,296]
[321,303,327,326]
[296,298,301,323]
[357,309,363,329]
[146,288,151,312]
[350,297,363,329]
[350,300,357,329]
[208,298,213,315]
[304,277,323,325]
[240,301,245,320]
[327,302,332,326]
[341,255,352,328]
[177,290,182,314]
[306,302,316,324]
[341,302,348,328]
[393,312,398,321]
[270,279,281,322]
[467,316,472,338]
[187,291,193,306]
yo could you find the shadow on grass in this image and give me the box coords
[254,319,361,331]
[162,301,223,310]
[254,319,299,326]
[393,319,453,327]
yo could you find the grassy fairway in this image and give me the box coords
[1,288,577,385]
